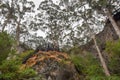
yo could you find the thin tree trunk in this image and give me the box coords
[92,35,110,76]
[2,19,9,32]
[105,9,120,38]
[16,20,21,53]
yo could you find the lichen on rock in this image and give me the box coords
[21,51,80,80]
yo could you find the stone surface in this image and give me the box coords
[22,51,80,80]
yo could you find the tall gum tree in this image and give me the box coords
[36,0,81,47]
[83,0,120,76]
[62,0,112,76]
[82,8,110,76]
[89,0,120,38]
[0,0,35,53]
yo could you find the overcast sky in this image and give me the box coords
[27,0,45,37]
[27,0,60,38]
[28,0,59,10]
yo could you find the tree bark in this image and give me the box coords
[92,35,110,76]
[16,20,21,53]
[105,9,120,38]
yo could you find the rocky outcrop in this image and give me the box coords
[22,42,60,64]
[21,51,80,80]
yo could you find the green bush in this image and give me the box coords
[16,50,34,61]
[106,40,120,75]
[71,53,120,79]
[107,76,120,80]
[106,40,120,57]
[87,76,120,80]
[0,32,14,64]
[19,68,37,79]
[0,50,37,80]
[67,45,82,54]
[70,55,85,75]
[71,53,104,79]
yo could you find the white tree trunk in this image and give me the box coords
[92,35,110,76]
[16,20,21,53]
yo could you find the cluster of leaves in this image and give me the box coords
[106,40,120,75]
[0,32,37,80]
[0,50,37,80]
[0,32,14,64]
[70,45,120,80]
[71,53,104,79]
[0,0,37,49]
[88,76,120,80]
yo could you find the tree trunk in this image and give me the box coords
[105,9,120,38]
[92,35,110,76]
[2,18,9,32]
[16,20,21,53]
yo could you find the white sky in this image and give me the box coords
[28,0,59,10]
[27,0,45,37]
[27,0,60,38]
[28,0,104,39]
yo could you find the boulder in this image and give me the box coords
[21,51,80,80]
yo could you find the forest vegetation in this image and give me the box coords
[0,0,120,80]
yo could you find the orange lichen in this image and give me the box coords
[21,51,70,69]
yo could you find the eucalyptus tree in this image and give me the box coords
[78,0,120,76]
[36,0,70,47]
[0,0,15,32]
[62,0,112,76]
[57,0,120,76]
[88,0,120,38]
[36,0,92,48]
[79,5,111,76]
[0,0,35,52]
[83,0,120,76]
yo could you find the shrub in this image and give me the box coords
[71,53,104,79]
[0,50,37,80]
[67,46,82,54]
[0,32,14,64]
[106,40,120,57]
[88,76,120,80]
[70,55,85,75]
[106,40,120,75]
